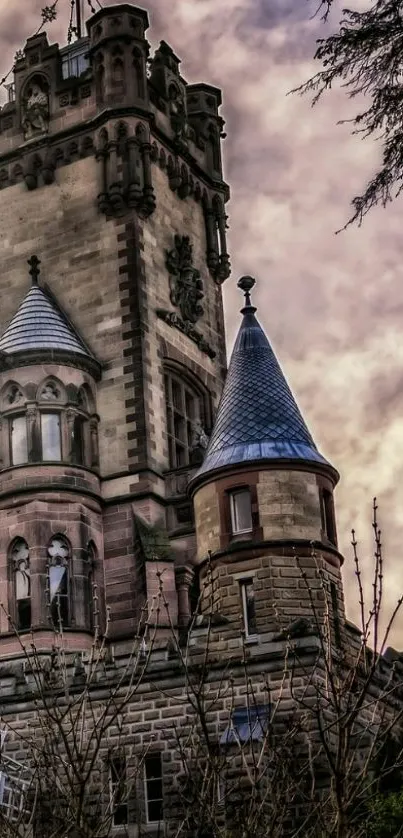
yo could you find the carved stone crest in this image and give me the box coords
[22,77,49,141]
[165,235,204,324]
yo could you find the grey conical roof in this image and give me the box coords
[0,285,91,357]
[191,291,336,486]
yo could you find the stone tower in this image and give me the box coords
[0,3,230,652]
[189,277,346,646]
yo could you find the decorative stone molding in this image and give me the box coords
[165,235,204,325]
[96,124,156,218]
[156,309,216,359]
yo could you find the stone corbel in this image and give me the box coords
[42,148,56,185]
[23,153,40,191]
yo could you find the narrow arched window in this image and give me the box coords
[47,536,70,628]
[11,538,31,631]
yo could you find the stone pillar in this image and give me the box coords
[90,417,99,469]
[26,405,40,462]
[175,566,195,628]
[127,137,142,207]
[107,140,124,212]
[140,141,156,216]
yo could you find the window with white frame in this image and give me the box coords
[109,754,128,826]
[229,488,252,535]
[239,578,257,637]
[144,754,163,824]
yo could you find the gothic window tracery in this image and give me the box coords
[6,384,24,406]
[10,538,31,631]
[47,536,71,628]
[39,381,61,401]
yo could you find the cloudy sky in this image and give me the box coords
[1,0,402,642]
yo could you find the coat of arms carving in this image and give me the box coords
[165,235,204,324]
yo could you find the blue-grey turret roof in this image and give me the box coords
[191,276,337,488]
[0,255,93,358]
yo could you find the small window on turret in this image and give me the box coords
[320,489,337,546]
[239,579,257,637]
[229,489,252,535]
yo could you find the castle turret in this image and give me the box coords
[0,256,103,651]
[189,276,345,644]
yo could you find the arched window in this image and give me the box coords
[164,368,210,469]
[10,538,31,631]
[47,536,70,628]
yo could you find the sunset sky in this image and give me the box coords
[1,0,402,640]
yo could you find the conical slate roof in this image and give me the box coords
[0,285,90,357]
[192,276,336,486]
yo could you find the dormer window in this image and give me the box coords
[229,488,252,535]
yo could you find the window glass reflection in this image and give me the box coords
[12,538,31,631]
[41,413,61,461]
[10,416,28,465]
[48,537,70,627]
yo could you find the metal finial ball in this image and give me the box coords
[237,275,256,294]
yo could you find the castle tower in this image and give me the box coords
[189,277,346,646]
[0,3,230,652]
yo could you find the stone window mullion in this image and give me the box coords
[26,405,40,462]
[64,408,75,463]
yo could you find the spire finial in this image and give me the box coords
[28,255,40,286]
[237,275,256,313]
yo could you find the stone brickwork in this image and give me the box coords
[0,3,232,645]
[0,9,382,836]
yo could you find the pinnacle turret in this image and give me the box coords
[190,277,337,488]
